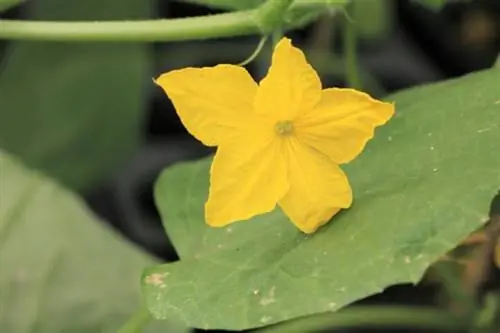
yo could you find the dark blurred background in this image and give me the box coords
[0,0,498,331]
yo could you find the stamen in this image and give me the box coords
[275,121,294,136]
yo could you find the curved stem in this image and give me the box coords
[117,307,151,333]
[0,0,304,42]
[238,36,269,66]
[257,306,467,333]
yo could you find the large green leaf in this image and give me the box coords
[144,69,500,330]
[0,150,187,333]
[0,0,151,190]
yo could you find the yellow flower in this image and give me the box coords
[155,38,394,234]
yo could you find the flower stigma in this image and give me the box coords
[275,121,294,136]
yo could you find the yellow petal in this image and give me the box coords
[155,64,258,146]
[279,137,352,233]
[205,131,288,227]
[295,88,395,164]
[255,38,322,121]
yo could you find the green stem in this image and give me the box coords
[308,50,386,96]
[343,2,362,89]
[0,12,256,42]
[117,307,151,333]
[0,0,296,42]
[181,0,349,12]
[271,28,284,47]
[257,0,294,33]
[257,306,467,333]
[238,36,268,66]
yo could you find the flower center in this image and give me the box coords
[275,121,294,136]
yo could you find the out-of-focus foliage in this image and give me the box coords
[472,292,500,333]
[417,0,449,10]
[416,0,473,11]
[351,0,394,40]
[0,0,24,11]
[0,150,188,333]
[0,0,152,191]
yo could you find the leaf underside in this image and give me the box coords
[0,151,189,333]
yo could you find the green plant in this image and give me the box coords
[0,0,499,332]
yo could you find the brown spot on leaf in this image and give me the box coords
[144,273,168,287]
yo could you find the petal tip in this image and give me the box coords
[274,36,293,52]
[204,201,240,228]
[384,101,397,120]
[294,217,328,234]
[204,213,228,228]
[153,72,174,90]
[300,227,317,234]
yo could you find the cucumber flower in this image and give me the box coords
[155,38,394,233]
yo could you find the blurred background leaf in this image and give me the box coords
[0,150,188,333]
[351,0,394,40]
[0,0,24,12]
[0,0,152,191]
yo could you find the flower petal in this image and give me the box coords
[295,88,395,164]
[255,38,322,121]
[155,64,258,146]
[279,138,352,234]
[205,132,288,227]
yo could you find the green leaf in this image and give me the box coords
[145,68,500,330]
[0,0,24,12]
[0,150,187,333]
[0,0,151,190]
